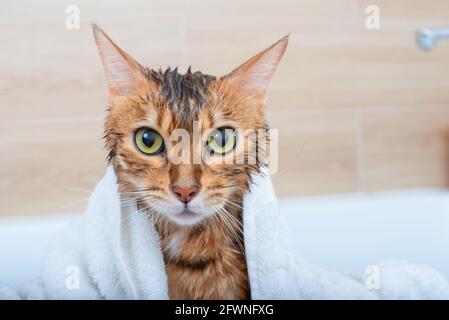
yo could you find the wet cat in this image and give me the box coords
[92,24,288,299]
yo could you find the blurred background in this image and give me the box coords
[1,0,449,216]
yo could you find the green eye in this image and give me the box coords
[207,127,236,154]
[134,128,165,155]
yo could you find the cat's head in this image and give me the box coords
[93,25,288,226]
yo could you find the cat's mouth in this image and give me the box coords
[171,209,203,226]
[179,209,197,218]
[150,198,211,226]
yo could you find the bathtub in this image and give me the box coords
[1,188,449,289]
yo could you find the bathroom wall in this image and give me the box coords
[1,0,449,215]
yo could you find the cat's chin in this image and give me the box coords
[169,209,204,227]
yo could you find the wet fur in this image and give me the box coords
[105,74,265,299]
[94,25,287,300]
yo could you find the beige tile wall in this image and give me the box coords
[1,0,449,216]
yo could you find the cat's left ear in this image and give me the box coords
[222,35,289,104]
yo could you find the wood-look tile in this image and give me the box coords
[2,0,449,216]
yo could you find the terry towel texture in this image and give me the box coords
[2,166,449,299]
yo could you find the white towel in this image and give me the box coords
[1,166,449,299]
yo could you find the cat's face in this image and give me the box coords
[93,25,288,226]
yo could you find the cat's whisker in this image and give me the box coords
[224,199,244,211]
[120,193,163,220]
[227,215,244,231]
[210,206,225,233]
[53,196,94,209]
[215,204,243,234]
[121,203,157,224]
[222,210,244,237]
[47,194,140,212]
[211,213,222,233]
[214,206,246,258]
[48,200,88,212]
[120,208,143,224]
[219,184,240,190]
[51,185,97,194]
[219,208,243,232]
[222,216,245,255]
[216,208,236,239]
[211,196,245,226]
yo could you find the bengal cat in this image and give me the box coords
[92,24,288,299]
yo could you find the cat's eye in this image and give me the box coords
[207,127,236,155]
[134,128,165,155]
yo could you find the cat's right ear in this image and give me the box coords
[92,24,147,98]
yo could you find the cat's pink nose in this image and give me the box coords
[171,185,200,203]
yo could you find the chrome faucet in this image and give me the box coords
[417,26,449,50]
